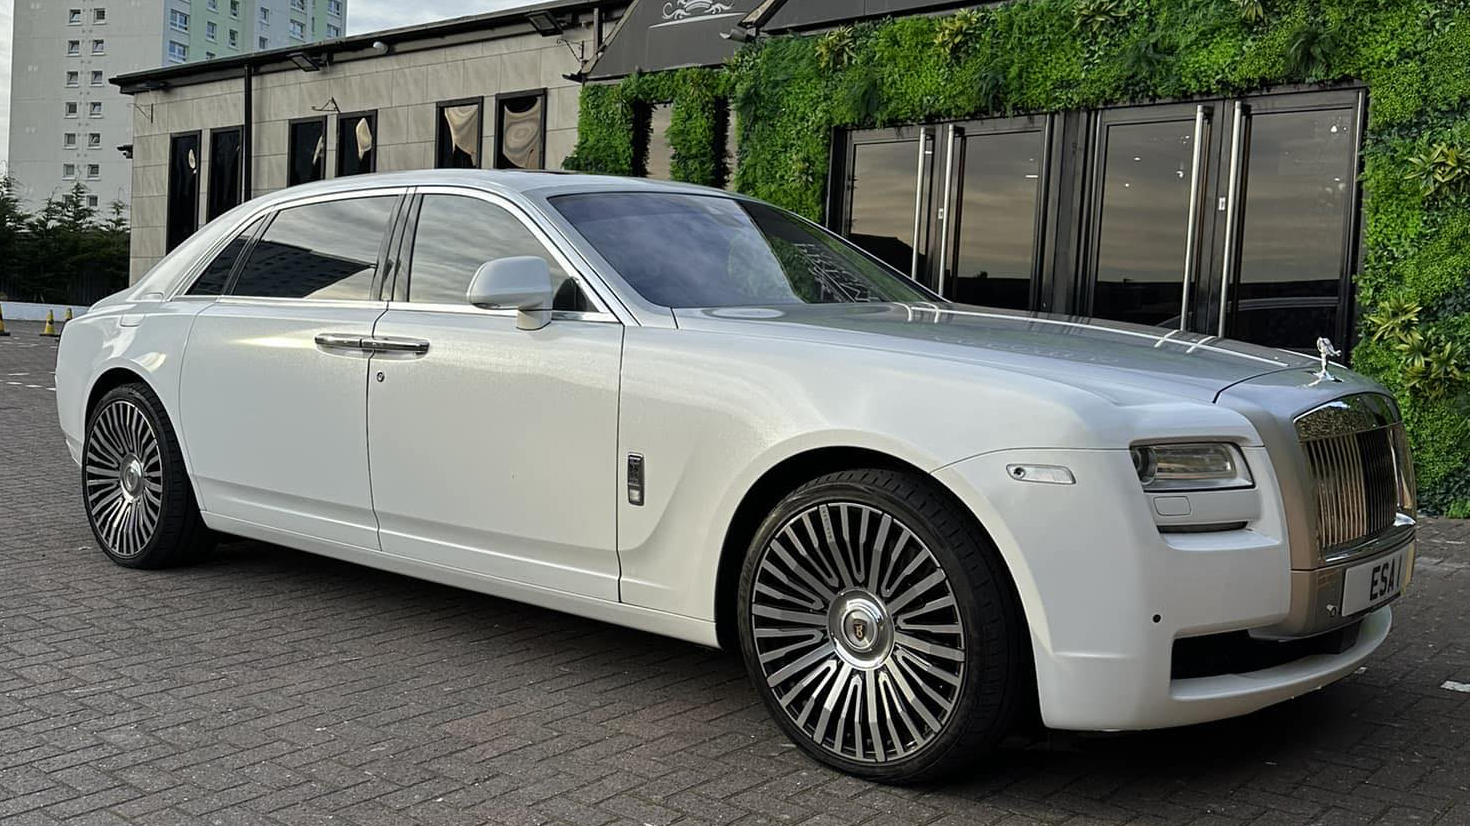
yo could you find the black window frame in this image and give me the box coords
[492,88,547,170]
[435,96,484,170]
[206,125,244,221]
[287,115,328,187]
[166,130,203,252]
[336,109,378,177]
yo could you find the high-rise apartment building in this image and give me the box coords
[6,0,348,212]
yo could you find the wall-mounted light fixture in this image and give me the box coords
[526,10,564,36]
[288,51,323,72]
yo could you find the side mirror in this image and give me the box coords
[466,255,554,330]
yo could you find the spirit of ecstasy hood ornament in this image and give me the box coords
[1313,337,1343,384]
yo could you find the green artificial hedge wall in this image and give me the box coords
[564,0,1470,516]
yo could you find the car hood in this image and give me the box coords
[673,303,1323,403]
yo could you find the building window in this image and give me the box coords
[63,164,77,180]
[66,71,80,87]
[67,40,81,56]
[93,8,106,23]
[68,9,81,24]
[289,19,305,39]
[206,21,217,41]
[207,0,218,9]
[65,102,79,118]
[494,91,546,170]
[208,127,244,220]
[259,36,268,49]
[288,118,327,186]
[89,101,103,118]
[90,70,104,86]
[326,24,340,37]
[86,164,100,180]
[88,132,101,148]
[168,41,188,63]
[206,51,216,60]
[259,7,269,23]
[337,112,377,177]
[230,0,239,17]
[228,29,238,47]
[63,133,78,148]
[170,10,188,31]
[92,39,106,55]
[327,0,342,15]
[290,0,305,10]
[435,98,483,169]
[167,132,201,251]
[87,195,99,208]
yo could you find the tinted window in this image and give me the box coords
[188,217,263,295]
[338,112,376,177]
[553,192,931,309]
[408,195,583,310]
[288,119,326,186]
[231,197,395,300]
[167,133,200,251]
[207,127,243,220]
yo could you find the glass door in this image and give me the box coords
[1084,103,1217,330]
[933,116,1051,309]
[839,126,937,284]
[1210,90,1363,350]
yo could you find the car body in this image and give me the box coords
[55,171,1416,780]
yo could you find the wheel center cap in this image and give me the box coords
[120,456,144,500]
[828,590,893,668]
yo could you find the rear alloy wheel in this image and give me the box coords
[83,383,214,568]
[737,469,1025,782]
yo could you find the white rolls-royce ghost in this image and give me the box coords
[55,172,1416,781]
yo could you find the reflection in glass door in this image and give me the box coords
[1087,104,1213,328]
[1220,94,1361,349]
[843,129,933,280]
[940,121,1048,309]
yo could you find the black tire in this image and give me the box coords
[82,382,215,569]
[736,468,1027,783]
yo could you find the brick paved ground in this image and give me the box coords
[2,320,1468,825]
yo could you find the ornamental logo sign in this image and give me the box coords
[661,0,735,22]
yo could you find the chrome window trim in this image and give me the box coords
[381,300,619,325]
[406,185,624,323]
[166,186,411,301]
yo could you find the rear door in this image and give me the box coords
[365,188,624,599]
[178,189,404,549]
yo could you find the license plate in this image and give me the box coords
[1341,548,1408,616]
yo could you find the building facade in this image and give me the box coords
[114,1,617,282]
[6,0,347,213]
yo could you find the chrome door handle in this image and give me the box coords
[361,336,430,355]
[315,332,365,351]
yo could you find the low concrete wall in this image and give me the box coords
[0,302,91,322]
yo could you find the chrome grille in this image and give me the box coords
[1295,394,1412,558]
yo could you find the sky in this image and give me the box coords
[0,1,524,168]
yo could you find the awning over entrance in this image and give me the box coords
[588,0,972,80]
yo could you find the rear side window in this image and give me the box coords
[407,194,585,311]
[188,216,263,296]
[231,196,395,300]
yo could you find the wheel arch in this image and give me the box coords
[712,445,1031,661]
[86,366,153,420]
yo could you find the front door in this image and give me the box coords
[179,190,403,549]
[366,189,624,600]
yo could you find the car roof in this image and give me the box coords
[259,169,736,204]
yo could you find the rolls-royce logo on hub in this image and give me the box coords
[661,0,734,21]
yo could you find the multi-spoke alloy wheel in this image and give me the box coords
[82,383,214,569]
[738,469,1025,782]
[85,399,164,558]
[751,502,965,763]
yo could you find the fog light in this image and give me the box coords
[1130,443,1253,492]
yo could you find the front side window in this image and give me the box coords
[231,197,396,300]
[436,99,482,169]
[406,194,584,310]
[553,192,932,309]
[288,119,326,186]
[189,217,263,295]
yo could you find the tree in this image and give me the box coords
[0,179,130,303]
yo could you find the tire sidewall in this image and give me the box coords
[82,384,183,568]
[736,473,1011,782]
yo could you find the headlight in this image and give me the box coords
[1130,442,1253,492]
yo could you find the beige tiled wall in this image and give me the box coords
[128,23,591,282]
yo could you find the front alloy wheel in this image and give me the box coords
[737,469,1025,782]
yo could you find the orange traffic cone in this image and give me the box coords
[40,310,60,337]
[0,304,9,337]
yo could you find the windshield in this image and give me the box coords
[551,191,935,308]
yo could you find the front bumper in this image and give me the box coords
[933,446,1403,731]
